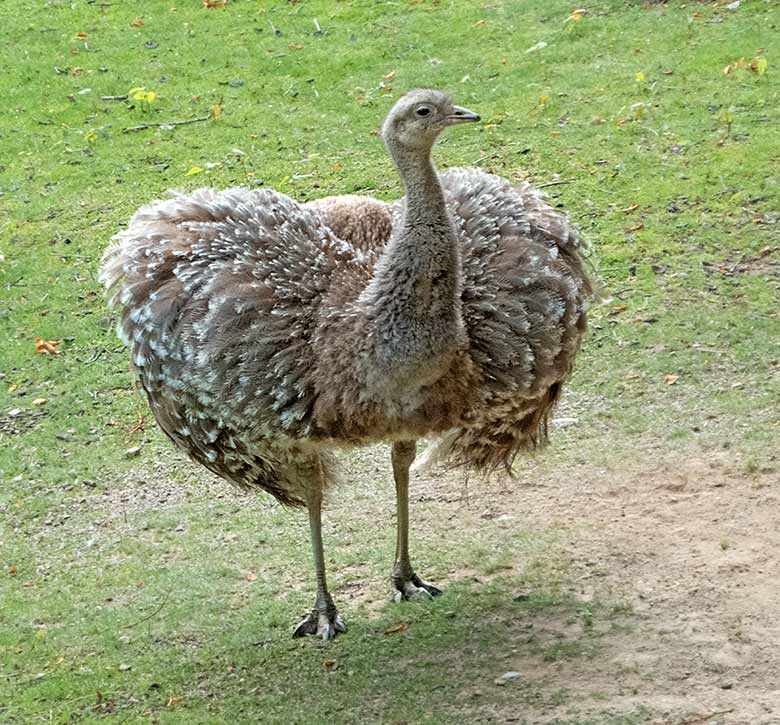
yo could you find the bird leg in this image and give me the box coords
[391,440,443,602]
[292,462,346,640]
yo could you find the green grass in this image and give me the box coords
[1,0,778,722]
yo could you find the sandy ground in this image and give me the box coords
[402,445,780,725]
[62,440,780,725]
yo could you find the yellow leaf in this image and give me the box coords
[751,57,768,76]
[635,71,645,82]
[185,167,204,176]
[210,103,223,120]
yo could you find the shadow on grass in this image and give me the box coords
[10,577,641,724]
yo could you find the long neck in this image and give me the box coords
[362,140,465,388]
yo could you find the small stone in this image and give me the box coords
[8,408,22,418]
[32,398,48,407]
[720,681,734,690]
[553,417,578,428]
[119,663,132,671]
[125,446,142,458]
[494,671,521,686]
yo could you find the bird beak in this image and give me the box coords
[447,105,481,125]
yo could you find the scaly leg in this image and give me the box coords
[391,440,442,602]
[293,461,346,640]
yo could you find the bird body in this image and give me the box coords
[100,89,591,638]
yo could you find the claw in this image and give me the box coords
[392,572,443,602]
[292,608,347,640]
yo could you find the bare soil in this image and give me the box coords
[70,442,780,725]
[406,444,780,725]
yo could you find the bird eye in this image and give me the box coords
[415,106,431,117]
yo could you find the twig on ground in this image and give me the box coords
[673,709,735,725]
[122,587,173,629]
[538,178,576,188]
[123,116,211,133]
[101,95,129,101]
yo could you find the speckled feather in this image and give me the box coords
[100,167,590,505]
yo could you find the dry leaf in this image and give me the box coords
[245,572,257,582]
[621,203,639,214]
[473,19,487,27]
[8,566,16,575]
[322,659,336,669]
[76,32,89,39]
[664,374,680,385]
[384,622,410,635]
[130,19,144,27]
[166,696,184,707]
[624,223,644,232]
[202,0,227,7]
[35,338,62,355]
[591,117,607,125]
[383,70,396,81]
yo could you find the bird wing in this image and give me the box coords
[427,167,592,470]
[306,194,395,258]
[99,186,364,503]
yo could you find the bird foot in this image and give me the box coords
[292,606,346,641]
[392,572,443,603]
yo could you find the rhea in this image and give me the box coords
[100,89,591,640]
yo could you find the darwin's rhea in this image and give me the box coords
[100,89,591,639]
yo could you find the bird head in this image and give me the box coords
[381,89,480,153]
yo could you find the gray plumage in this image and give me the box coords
[99,89,591,639]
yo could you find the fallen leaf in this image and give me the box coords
[8,566,16,575]
[473,19,487,27]
[384,622,409,635]
[167,696,184,707]
[591,117,607,125]
[76,32,89,39]
[202,0,227,7]
[130,19,144,27]
[635,71,645,82]
[751,57,768,76]
[322,659,336,669]
[32,398,48,407]
[758,246,773,257]
[35,338,62,355]
[185,166,204,176]
[565,8,587,22]
[611,305,628,313]
[624,223,644,232]
[384,70,396,81]
[210,103,223,120]
[664,374,680,385]
[621,203,639,214]
[245,572,257,582]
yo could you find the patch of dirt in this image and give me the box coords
[56,441,779,724]
[409,445,780,725]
